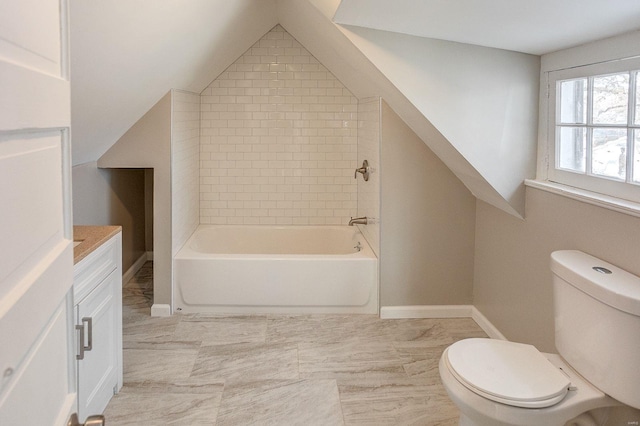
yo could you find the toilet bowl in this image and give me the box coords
[439,339,617,426]
[439,250,640,426]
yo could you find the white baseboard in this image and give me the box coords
[379,305,507,341]
[380,305,473,319]
[151,304,171,317]
[122,252,149,285]
[471,306,507,340]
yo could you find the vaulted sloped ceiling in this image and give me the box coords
[71,0,547,217]
[332,0,640,55]
[280,0,539,217]
[70,0,278,165]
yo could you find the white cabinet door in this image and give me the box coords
[0,0,76,424]
[77,270,118,421]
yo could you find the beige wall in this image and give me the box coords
[98,92,172,307]
[72,162,148,272]
[144,169,154,251]
[380,101,476,306]
[474,187,640,352]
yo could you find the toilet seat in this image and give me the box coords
[444,338,572,409]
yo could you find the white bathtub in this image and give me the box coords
[173,225,378,314]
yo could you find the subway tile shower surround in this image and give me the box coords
[172,90,201,255]
[200,25,358,225]
[357,98,380,255]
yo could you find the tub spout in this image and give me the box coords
[349,216,368,226]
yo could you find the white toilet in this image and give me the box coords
[439,250,640,426]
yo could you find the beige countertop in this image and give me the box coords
[73,225,121,264]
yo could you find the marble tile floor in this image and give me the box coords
[104,262,487,425]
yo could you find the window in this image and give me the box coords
[548,57,640,203]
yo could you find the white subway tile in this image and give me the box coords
[200,25,357,225]
[276,55,293,64]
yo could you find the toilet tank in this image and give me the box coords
[551,250,640,409]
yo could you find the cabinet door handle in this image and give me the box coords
[76,317,93,360]
[76,324,85,360]
[82,317,93,351]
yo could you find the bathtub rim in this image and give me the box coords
[175,224,377,260]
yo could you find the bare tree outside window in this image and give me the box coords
[557,71,639,183]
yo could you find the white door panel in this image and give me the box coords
[0,0,71,131]
[0,0,69,131]
[0,62,70,131]
[0,133,64,288]
[0,241,73,385]
[0,296,76,425]
[0,0,64,76]
[0,0,76,423]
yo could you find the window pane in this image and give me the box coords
[592,73,629,125]
[634,130,640,183]
[558,127,585,172]
[560,79,587,124]
[592,128,627,179]
[636,71,640,125]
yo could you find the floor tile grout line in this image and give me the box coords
[109,261,477,424]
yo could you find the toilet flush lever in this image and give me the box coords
[354,160,370,181]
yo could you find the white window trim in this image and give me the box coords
[525,179,640,218]
[534,55,640,215]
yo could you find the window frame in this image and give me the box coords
[547,56,640,203]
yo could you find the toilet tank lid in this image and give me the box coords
[551,250,640,316]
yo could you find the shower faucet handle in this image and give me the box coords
[354,160,370,181]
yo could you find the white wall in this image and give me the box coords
[356,97,380,255]
[541,30,640,74]
[337,26,540,218]
[200,25,358,225]
[171,90,200,255]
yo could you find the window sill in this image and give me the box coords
[524,179,640,219]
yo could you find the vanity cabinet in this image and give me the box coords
[73,230,123,422]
